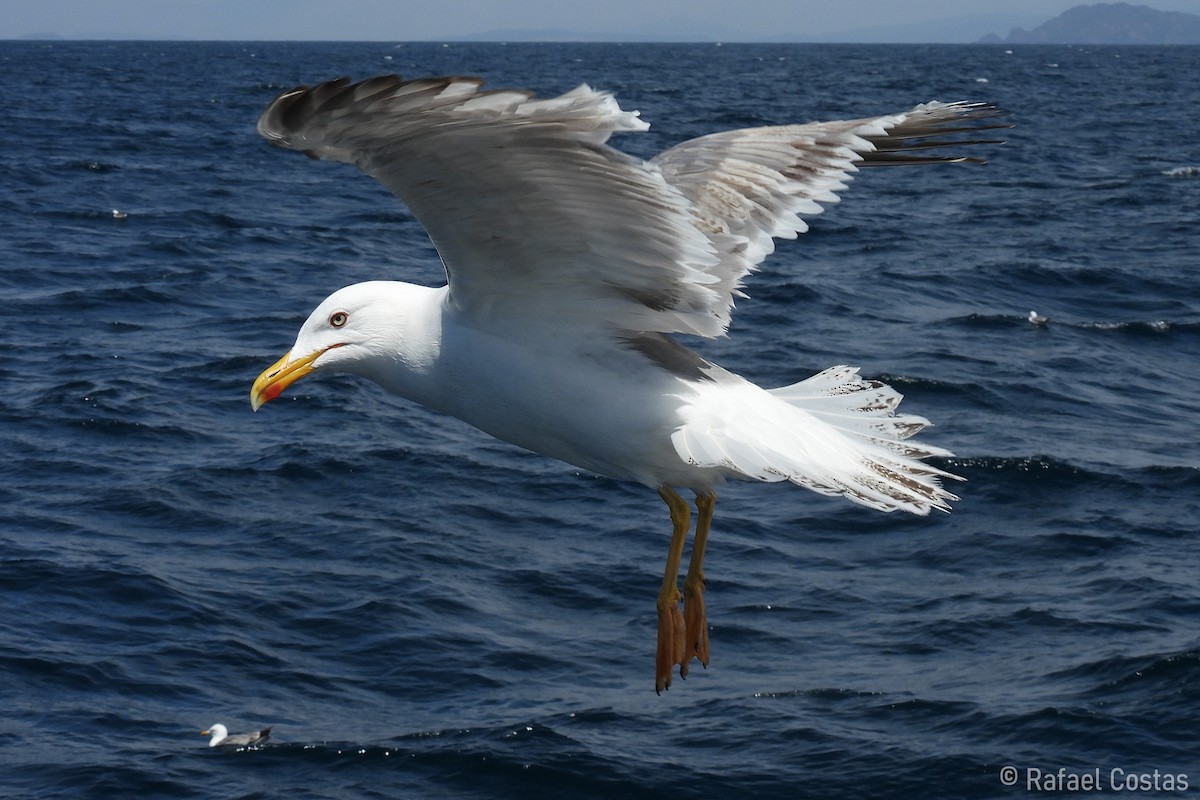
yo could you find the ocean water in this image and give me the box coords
[1,40,1198,799]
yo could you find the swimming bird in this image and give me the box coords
[201,723,272,747]
[250,74,1006,692]
[1029,310,1049,326]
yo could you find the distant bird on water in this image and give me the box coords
[1029,310,1049,326]
[249,73,1007,692]
[201,723,272,748]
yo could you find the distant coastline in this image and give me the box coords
[980,3,1200,45]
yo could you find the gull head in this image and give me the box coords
[251,281,439,410]
[201,723,229,746]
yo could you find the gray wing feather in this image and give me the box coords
[258,75,728,336]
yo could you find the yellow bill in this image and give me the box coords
[251,349,322,411]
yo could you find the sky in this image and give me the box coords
[3,0,1200,42]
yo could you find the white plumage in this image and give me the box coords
[250,74,1005,691]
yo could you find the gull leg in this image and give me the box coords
[656,487,690,693]
[681,491,715,676]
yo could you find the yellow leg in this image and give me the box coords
[681,490,715,677]
[656,487,690,693]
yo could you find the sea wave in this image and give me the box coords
[1162,165,1200,177]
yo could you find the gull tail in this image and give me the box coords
[672,366,961,514]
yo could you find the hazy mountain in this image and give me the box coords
[448,17,753,42]
[807,13,1043,43]
[981,2,1200,44]
[449,13,1041,44]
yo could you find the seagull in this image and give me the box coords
[250,74,1006,692]
[201,723,272,748]
[1028,310,1049,326]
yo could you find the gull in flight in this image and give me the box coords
[250,74,1006,691]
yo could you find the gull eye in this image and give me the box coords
[329,311,349,328]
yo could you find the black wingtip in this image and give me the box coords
[860,102,1012,167]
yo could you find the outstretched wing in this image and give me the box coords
[651,102,1009,287]
[258,75,1005,338]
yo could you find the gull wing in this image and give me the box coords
[258,75,1005,338]
[258,75,726,337]
[650,101,1010,295]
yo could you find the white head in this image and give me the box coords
[250,281,441,410]
[201,723,229,746]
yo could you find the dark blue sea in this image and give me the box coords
[2,40,1198,799]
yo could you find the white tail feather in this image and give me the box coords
[672,366,960,514]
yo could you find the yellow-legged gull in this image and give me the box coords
[250,74,1005,691]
